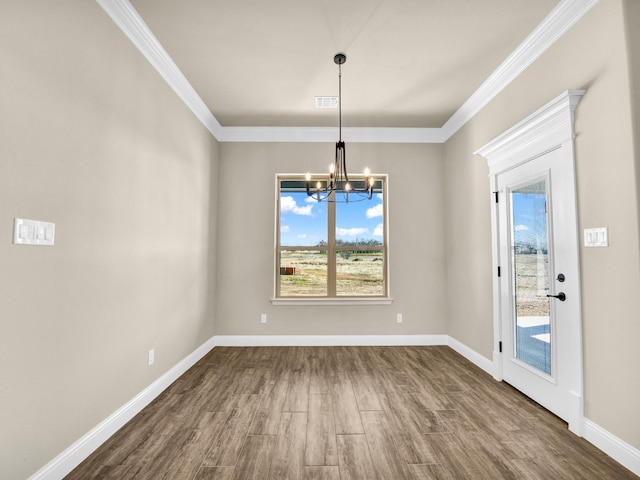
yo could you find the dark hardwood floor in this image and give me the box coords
[65,346,637,479]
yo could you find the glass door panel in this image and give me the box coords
[510,180,551,375]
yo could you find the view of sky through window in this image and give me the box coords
[280,192,384,247]
[511,187,548,253]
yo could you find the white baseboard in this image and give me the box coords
[28,336,216,480]
[583,418,640,477]
[213,334,449,347]
[446,336,494,375]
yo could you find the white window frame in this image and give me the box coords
[272,174,392,305]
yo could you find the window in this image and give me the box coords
[275,174,388,300]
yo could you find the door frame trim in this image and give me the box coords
[475,90,585,434]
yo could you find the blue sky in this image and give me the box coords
[512,190,548,248]
[280,192,384,246]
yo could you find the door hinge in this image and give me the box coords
[497,266,501,277]
[499,341,503,353]
[494,191,499,203]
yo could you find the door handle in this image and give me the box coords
[546,292,566,301]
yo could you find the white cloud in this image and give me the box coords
[305,196,319,203]
[515,224,529,231]
[297,234,308,239]
[336,227,368,237]
[373,223,384,236]
[376,193,383,200]
[366,203,383,219]
[281,196,313,215]
[281,225,290,233]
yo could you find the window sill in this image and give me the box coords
[271,297,393,306]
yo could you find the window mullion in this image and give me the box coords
[327,193,337,296]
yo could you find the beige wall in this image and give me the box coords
[215,142,447,336]
[0,2,218,479]
[624,0,640,243]
[444,0,640,450]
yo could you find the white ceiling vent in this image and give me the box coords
[315,96,338,108]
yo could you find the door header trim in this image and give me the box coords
[475,90,584,173]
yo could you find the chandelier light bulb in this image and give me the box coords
[364,167,370,177]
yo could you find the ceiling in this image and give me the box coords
[118,0,561,132]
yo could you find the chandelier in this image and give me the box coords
[305,53,375,203]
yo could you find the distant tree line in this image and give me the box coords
[316,238,383,259]
[514,242,548,254]
[316,238,383,247]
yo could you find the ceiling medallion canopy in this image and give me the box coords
[306,54,375,203]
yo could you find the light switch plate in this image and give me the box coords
[13,218,55,246]
[584,227,608,247]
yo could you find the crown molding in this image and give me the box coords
[440,0,598,142]
[216,126,446,143]
[96,0,598,144]
[96,0,223,138]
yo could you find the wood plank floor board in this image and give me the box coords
[283,368,310,413]
[369,366,401,394]
[378,391,439,464]
[269,411,307,479]
[68,463,135,480]
[238,368,271,396]
[305,394,339,466]
[452,429,522,480]
[498,427,559,460]
[434,408,477,433]
[201,394,261,467]
[304,465,341,479]
[409,386,456,411]
[407,463,456,480]
[308,350,333,394]
[65,346,638,480]
[447,390,526,438]
[117,433,192,480]
[248,378,289,435]
[403,392,448,434]
[470,378,545,424]
[507,457,575,480]
[336,434,377,480]
[348,371,383,411]
[424,431,492,479]
[360,410,413,480]
[331,374,364,435]
[159,411,224,479]
[193,466,235,480]
[228,435,276,480]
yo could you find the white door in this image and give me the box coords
[496,146,582,429]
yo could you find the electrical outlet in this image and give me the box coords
[148,349,155,366]
[396,313,403,324]
[261,313,267,324]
